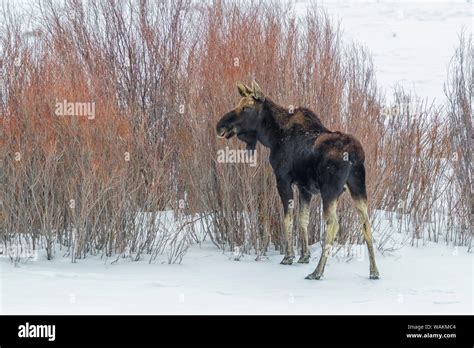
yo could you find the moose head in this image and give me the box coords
[215,81,265,151]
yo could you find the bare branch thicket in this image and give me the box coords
[0,1,470,265]
[444,33,473,251]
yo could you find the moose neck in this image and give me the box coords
[255,98,288,150]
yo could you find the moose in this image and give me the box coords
[216,81,380,280]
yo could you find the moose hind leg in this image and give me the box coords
[354,199,380,279]
[347,164,379,279]
[305,199,339,280]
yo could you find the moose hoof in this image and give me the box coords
[280,255,295,265]
[370,272,380,280]
[305,273,322,280]
[297,254,311,264]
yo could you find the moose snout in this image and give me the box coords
[216,124,227,138]
[216,126,235,139]
[216,112,236,139]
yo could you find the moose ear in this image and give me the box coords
[237,82,250,97]
[252,81,265,101]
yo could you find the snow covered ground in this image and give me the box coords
[1,240,471,314]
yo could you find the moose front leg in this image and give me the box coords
[276,177,295,265]
[297,187,312,264]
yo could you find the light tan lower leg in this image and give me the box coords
[298,202,310,256]
[283,208,295,257]
[354,199,379,278]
